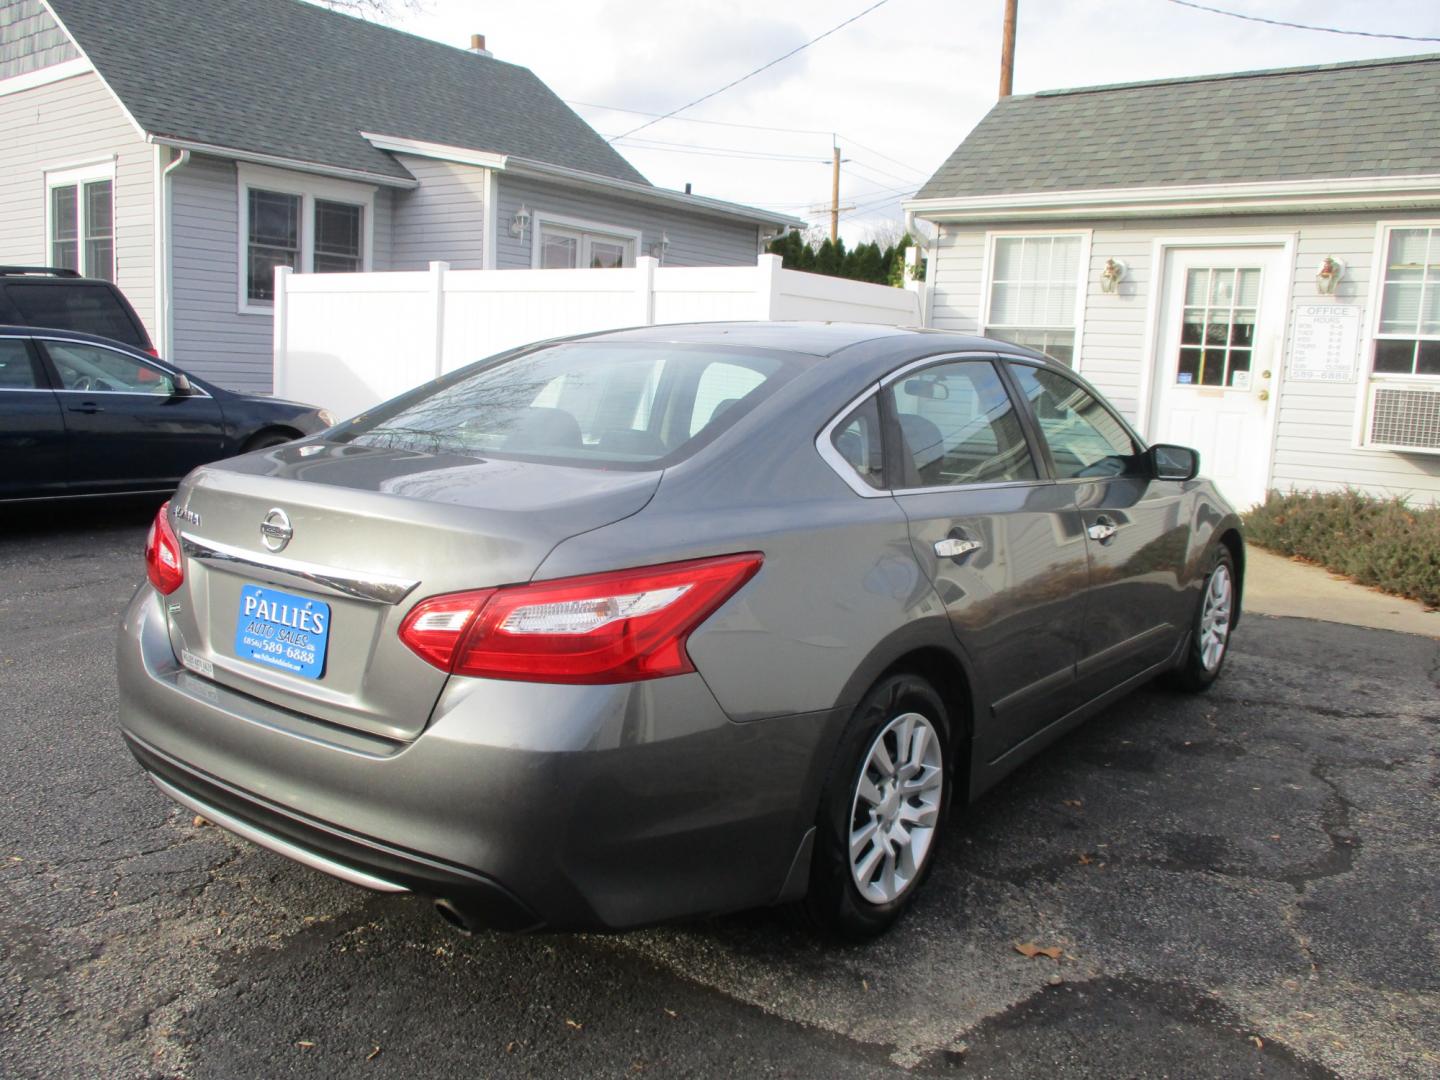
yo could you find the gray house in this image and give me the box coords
[0,0,801,392]
[906,55,1440,508]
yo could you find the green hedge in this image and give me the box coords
[1242,490,1440,609]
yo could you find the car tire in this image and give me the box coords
[800,673,951,938]
[1167,546,1237,693]
[242,430,297,453]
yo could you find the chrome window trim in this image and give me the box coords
[50,386,214,400]
[180,532,419,605]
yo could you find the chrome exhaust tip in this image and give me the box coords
[433,898,474,935]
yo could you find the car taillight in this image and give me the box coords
[398,553,763,684]
[145,501,185,595]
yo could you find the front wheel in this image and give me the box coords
[801,674,950,938]
[1168,547,1236,693]
[241,430,297,453]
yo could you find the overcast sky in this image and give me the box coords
[374,0,1440,245]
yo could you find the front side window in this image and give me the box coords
[985,234,1083,365]
[45,341,174,395]
[49,174,114,280]
[247,189,301,302]
[336,343,797,467]
[1008,364,1140,479]
[886,359,1036,488]
[1374,226,1440,376]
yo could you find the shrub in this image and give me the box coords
[1242,489,1440,609]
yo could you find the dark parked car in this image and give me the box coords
[117,323,1242,938]
[0,326,333,501]
[0,266,155,354]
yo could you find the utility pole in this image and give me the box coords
[830,145,841,243]
[998,0,1017,98]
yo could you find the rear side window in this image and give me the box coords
[886,359,1036,487]
[1007,364,1141,479]
[4,283,145,348]
[0,340,39,389]
[830,394,886,490]
[336,342,800,468]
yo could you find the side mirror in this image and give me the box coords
[172,373,194,395]
[1150,443,1198,481]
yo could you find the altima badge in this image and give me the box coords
[260,508,293,552]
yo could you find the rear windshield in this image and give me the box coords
[3,282,146,348]
[334,342,802,468]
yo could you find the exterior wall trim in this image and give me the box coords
[0,56,90,96]
[906,175,1440,223]
[152,136,418,190]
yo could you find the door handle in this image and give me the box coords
[67,403,104,414]
[934,536,983,559]
[1087,517,1118,543]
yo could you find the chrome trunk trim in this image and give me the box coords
[180,532,419,605]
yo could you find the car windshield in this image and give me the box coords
[334,342,801,467]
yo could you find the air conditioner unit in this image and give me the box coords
[1365,382,1440,454]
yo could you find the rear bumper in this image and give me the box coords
[116,585,840,930]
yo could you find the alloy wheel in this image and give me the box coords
[848,711,944,905]
[1199,563,1233,672]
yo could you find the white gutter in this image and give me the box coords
[155,147,190,358]
[905,173,1440,223]
[359,131,805,231]
[146,135,419,189]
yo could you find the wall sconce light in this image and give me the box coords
[1316,256,1345,295]
[1099,257,1127,294]
[650,231,670,262]
[509,203,531,239]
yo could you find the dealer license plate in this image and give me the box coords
[233,584,331,680]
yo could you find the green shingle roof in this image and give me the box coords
[47,0,649,185]
[917,53,1440,200]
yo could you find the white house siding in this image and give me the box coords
[927,212,1440,503]
[494,173,761,270]
[388,154,486,269]
[0,69,154,334]
[169,154,393,394]
[0,0,78,79]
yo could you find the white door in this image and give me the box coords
[1150,246,1288,508]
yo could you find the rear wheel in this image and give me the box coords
[801,674,950,938]
[1168,547,1236,693]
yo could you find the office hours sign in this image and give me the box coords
[1289,305,1362,383]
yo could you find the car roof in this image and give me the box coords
[0,323,153,352]
[564,320,1064,366]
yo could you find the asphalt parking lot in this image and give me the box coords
[2,504,1437,1079]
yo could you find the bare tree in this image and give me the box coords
[862,219,906,251]
[307,0,425,20]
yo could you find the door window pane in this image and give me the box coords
[50,185,78,271]
[887,360,1036,488]
[588,239,626,269]
[540,230,578,269]
[1009,364,1140,479]
[830,393,885,489]
[1374,227,1440,375]
[313,200,363,273]
[1175,268,1260,388]
[0,340,39,389]
[46,342,173,395]
[247,189,301,302]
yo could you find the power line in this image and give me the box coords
[601,137,832,164]
[569,101,835,137]
[833,135,927,178]
[608,0,895,142]
[845,158,925,188]
[1162,0,1440,42]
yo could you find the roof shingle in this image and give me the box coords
[46,0,649,184]
[916,54,1440,200]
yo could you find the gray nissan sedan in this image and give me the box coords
[117,322,1243,938]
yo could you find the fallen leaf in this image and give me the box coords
[1250,1036,1264,1050]
[366,1046,382,1062]
[193,815,209,828]
[1014,942,1063,960]
[862,979,869,992]
[296,1040,315,1049]
[1078,852,1093,865]
[505,1041,517,1054]
[1062,799,1083,809]
[565,1019,583,1031]
[662,1008,677,1019]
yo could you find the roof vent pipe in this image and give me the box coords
[469,34,492,57]
[684,182,692,195]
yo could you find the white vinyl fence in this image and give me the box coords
[273,255,922,417]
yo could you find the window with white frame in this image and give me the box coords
[237,164,374,311]
[534,216,636,269]
[1373,225,1440,377]
[984,234,1085,365]
[47,165,114,280]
